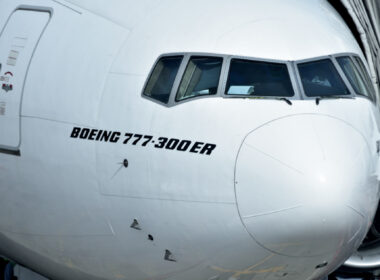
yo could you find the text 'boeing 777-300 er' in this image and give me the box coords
[1,0,380,279]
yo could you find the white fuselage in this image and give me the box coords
[0,1,379,280]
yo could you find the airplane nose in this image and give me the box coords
[235,114,379,258]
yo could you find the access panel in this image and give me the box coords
[0,10,50,151]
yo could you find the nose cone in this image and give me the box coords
[235,114,378,258]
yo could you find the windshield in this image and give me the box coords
[142,53,376,106]
[298,59,350,97]
[354,56,376,101]
[336,56,374,100]
[143,56,183,103]
[176,57,223,101]
[226,59,294,97]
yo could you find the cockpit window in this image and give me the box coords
[142,53,375,106]
[354,56,376,101]
[298,59,350,97]
[336,56,374,101]
[143,56,183,104]
[176,56,223,101]
[226,59,294,97]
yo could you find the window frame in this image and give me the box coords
[221,55,301,100]
[334,53,377,104]
[141,54,185,106]
[175,55,225,102]
[142,53,229,107]
[142,52,377,107]
[352,55,377,103]
[334,54,376,103]
[294,54,356,100]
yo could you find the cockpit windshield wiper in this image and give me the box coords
[246,96,293,105]
[315,96,354,105]
[276,97,292,106]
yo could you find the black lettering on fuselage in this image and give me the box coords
[100,131,111,142]
[71,127,120,143]
[110,132,121,143]
[177,140,191,151]
[190,142,204,153]
[96,130,103,141]
[70,127,81,138]
[200,143,217,155]
[80,128,90,139]
[70,127,216,156]
[88,129,98,140]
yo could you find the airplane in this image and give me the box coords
[0,0,380,279]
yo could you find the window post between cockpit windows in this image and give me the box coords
[287,61,304,100]
[167,54,191,105]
